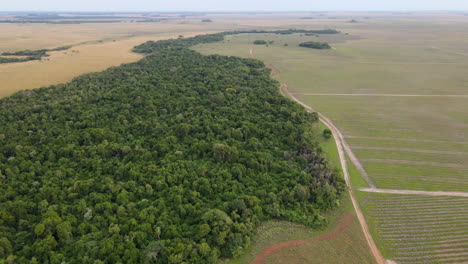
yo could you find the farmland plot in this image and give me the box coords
[363,194,468,263]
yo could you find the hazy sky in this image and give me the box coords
[2,0,468,12]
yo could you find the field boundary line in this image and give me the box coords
[362,159,468,168]
[346,135,468,144]
[360,188,468,197]
[351,146,468,155]
[290,93,468,97]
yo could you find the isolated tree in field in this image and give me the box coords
[323,128,332,139]
[253,40,267,45]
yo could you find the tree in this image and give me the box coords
[0,237,12,258]
[299,41,332,49]
[253,40,267,45]
[323,128,332,139]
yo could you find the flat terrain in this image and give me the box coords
[194,13,468,263]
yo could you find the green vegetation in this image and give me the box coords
[362,194,468,262]
[253,40,267,45]
[133,29,339,54]
[299,41,331,49]
[322,129,332,139]
[0,46,72,64]
[0,33,345,263]
[0,20,124,24]
[201,19,213,22]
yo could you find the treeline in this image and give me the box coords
[0,31,344,263]
[253,40,268,45]
[0,20,123,24]
[0,46,71,64]
[133,29,339,53]
[299,41,332,49]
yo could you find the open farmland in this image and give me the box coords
[363,194,468,263]
[194,13,468,263]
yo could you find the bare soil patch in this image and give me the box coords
[252,212,354,264]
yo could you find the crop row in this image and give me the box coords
[364,194,468,263]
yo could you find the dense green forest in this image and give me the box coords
[0,31,344,264]
[299,41,331,49]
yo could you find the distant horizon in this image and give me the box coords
[2,0,468,13]
[1,10,467,13]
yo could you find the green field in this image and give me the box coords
[194,16,468,263]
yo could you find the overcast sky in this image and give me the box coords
[2,0,468,12]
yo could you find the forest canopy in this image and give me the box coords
[0,46,71,64]
[0,30,344,264]
[299,41,332,49]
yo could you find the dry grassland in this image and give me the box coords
[0,31,226,97]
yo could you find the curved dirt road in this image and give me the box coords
[281,84,386,264]
[252,213,354,264]
[360,188,468,198]
[250,46,386,264]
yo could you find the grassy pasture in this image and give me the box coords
[261,217,375,264]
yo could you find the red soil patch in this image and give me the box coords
[252,212,354,264]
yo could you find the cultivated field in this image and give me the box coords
[363,194,468,263]
[194,13,468,263]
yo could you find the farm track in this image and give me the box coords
[291,93,468,97]
[351,146,468,155]
[251,46,468,264]
[345,135,468,144]
[250,46,385,264]
[360,188,468,197]
[362,159,468,169]
[280,81,385,264]
[370,174,468,185]
[252,213,355,264]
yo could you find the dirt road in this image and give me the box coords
[290,93,468,97]
[281,84,386,264]
[360,188,468,198]
[252,213,354,264]
[252,46,386,264]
